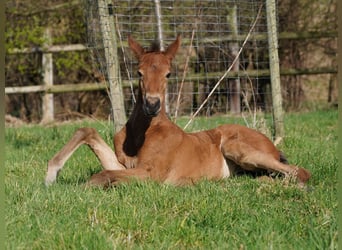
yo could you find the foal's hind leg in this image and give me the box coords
[221,142,311,184]
[45,127,125,185]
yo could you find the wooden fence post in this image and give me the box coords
[227,5,241,114]
[266,0,285,139]
[41,28,54,124]
[98,0,126,132]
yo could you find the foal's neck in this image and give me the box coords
[122,90,167,156]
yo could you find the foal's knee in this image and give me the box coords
[75,127,100,142]
[76,127,97,137]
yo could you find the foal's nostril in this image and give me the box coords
[147,97,160,110]
[144,96,161,116]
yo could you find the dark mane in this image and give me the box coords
[148,40,161,52]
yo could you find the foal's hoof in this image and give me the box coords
[297,168,311,183]
[45,170,58,186]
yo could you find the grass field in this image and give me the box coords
[5,110,337,249]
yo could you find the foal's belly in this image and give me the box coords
[164,145,233,185]
[141,126,234,185]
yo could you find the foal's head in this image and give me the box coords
[128,35,181,116]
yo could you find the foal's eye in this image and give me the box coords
[137,71,143,77]
[166,73,171,78]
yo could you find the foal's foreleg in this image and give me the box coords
[87,168,150,187]
[113,127,138,169]
[45,127,125,185]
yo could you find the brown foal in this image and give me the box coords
[45,35,311,187]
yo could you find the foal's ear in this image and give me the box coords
[128,35,145,59]
[164,35,181,60]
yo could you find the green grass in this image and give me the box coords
[5,110,338,249]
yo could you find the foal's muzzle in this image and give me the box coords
[143,96,161,116]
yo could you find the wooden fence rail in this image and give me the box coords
[5,68,337,94]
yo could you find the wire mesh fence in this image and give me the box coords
[86,0,273,122]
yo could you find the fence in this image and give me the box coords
[6,37,337,108]
[5,0,337,137]
[87,0,280,133]
[5,31,336,110]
